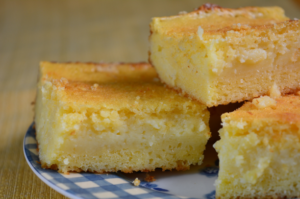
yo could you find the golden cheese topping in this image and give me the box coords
[40,61,158,83]
[222,95,300,124]
[40,62,205,113]
[151,4,289,36]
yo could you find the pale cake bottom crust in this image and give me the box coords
[38,139,192,174]
[37,142,191,173]
[37,137,204,174]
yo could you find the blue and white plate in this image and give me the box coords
[23,123,218,199]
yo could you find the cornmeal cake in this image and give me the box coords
[214,94,300,199]
[35,62,211,173]
[149,4,300,107]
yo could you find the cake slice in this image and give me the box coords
[35,62,211,173]
[214,94,300,198]
[149,4,300,107]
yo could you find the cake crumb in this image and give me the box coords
[144,173,156,182]
[64,158,69,165]
[269,83,281,99]
[60,78,68,84]
[132,178,140,186]
[91,83,99,91]
[232,23,250,30]
[179,11,187,15]
[64,171,70,175]
[197,26,204,40]
[252,96,276,109]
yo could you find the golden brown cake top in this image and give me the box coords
[222,95,300,124]
[40,62,206,112]
[150,4,290,36]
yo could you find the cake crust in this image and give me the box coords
[40,61,203,111]
[36,62,211,173]
[149,4,300,107]
[150,4,289,36]
[225,95,300,125]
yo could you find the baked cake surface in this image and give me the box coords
[35,62,211,173]
[149,4,300,107]
[214,94,300,198]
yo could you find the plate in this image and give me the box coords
[23,123,219,199]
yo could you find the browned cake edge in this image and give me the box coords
[40,161,190,174]
[42,61,154,70]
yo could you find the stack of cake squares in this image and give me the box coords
[35,4,300,199]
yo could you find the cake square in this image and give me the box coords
[149,4,300,107]
[214,95,300,198]
[35,62,211,173]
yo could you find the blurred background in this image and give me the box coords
[0,0,300,198]
[1,0,300,92]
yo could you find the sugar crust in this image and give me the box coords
[224,95,300,125]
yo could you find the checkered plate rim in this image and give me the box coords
[23,123,204,199]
